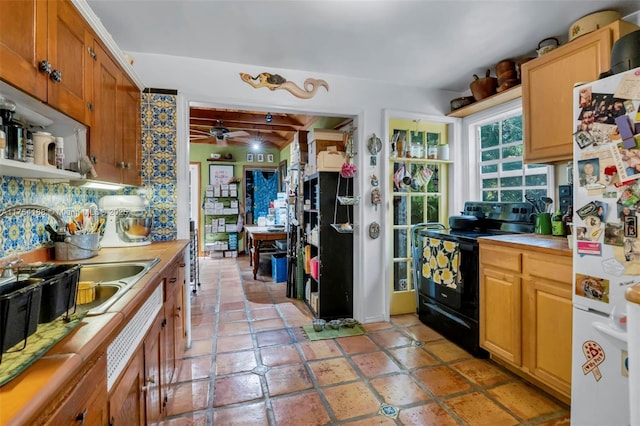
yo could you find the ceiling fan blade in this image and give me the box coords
[190,129,211,137]
[190,136,219,144]
[225,130,249,139]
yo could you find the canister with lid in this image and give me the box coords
[33,132,56,167]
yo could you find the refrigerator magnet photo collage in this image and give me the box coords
[573,70,640,298]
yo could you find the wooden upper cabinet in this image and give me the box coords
[120,75,142,186]
[522,20,639,164]
[89,44,142,186]
[47,0,93,125]
[0,0,93,125]
[0,0,48,101]
[0,0,143,185]
[90,40,122,183]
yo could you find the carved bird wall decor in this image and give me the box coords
[239,72,329,99]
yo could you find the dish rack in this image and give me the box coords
[331,174,355,233]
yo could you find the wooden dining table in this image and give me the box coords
[244,225,287,280]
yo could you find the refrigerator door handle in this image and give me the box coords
[592,321,628,344]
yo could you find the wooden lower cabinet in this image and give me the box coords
[49,354,108,425]
[163,258,186,394]
[144,310,164,423]
[109,347,146,426]
[479,240,572,402]
[480,264,522,365]
[522,252,573,398]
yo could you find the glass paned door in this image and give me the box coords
[389,159,448,315]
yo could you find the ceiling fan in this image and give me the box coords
[190,120,249,144]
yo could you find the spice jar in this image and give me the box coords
[55,137,64,169]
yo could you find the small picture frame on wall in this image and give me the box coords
[247,153,254,162]
[257,154,264,162]
[267,154,274,163]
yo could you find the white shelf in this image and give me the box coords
[389,157,452,164]
[0,158,82,179]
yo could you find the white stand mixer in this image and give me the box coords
[99,195,152,247]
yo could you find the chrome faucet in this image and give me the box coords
[1,258,23,278]
[0,204,66,229]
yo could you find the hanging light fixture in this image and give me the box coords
[265,113,273,123]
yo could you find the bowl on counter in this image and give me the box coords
[119,217,152,239]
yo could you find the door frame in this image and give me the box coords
[189,161,202,255]
[383,110,460,316]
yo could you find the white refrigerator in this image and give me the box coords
[571,68,640,425]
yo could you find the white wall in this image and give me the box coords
[131,52,459,323]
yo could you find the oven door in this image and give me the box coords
[418,235,478,317]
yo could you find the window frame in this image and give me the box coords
[463,99,554,202]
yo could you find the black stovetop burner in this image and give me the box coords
[452,201,534,238]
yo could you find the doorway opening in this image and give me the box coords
[244,166,277,226]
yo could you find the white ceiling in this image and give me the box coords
[85,0,639,93]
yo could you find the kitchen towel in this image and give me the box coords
[422,237,460,290]
[0,312,87,387]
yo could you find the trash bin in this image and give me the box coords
[271,254,287,283]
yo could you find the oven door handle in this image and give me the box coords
[458,242,476,252]
[411,222,446,246]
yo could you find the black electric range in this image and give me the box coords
[414,201,534,357]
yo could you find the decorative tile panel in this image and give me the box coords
[0,89,179,257]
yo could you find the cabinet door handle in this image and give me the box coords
[87,46,97,60]
[38,60,52,74]
[75,408,87,425]
[91,155,97,164]
[169,278,177,283]
[87,102,94,112]
[50,69,62,83]
[141,375,155,392]
[179,262,186,267]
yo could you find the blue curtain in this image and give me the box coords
[252,170,278,220]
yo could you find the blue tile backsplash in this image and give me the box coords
[0,90,179,258]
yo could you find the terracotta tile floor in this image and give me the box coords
[160,255,570,425]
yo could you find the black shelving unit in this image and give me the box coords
[303,171,353,319]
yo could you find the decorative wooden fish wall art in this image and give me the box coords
[239,72,329,99]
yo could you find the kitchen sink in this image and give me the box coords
[78,264,146,283]
[0,258,160,317]
[70,258,160,315]
[75,283,123,315]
